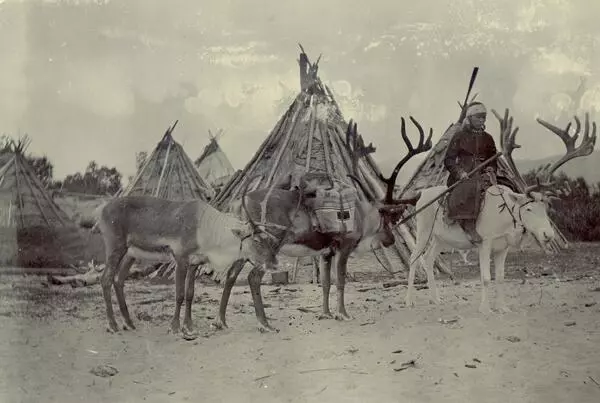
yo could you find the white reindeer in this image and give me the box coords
[405,109,596,313]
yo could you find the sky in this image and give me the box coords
[0,0,598,184]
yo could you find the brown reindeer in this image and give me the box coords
[94,195,276,336]
[215,117,431,331]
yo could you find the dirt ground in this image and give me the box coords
[1,243,599,403]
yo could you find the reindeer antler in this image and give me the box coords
[378,116,432,205]
[523,177,556,198]
[344,120,378,201]
[345,120,376,173]
[535,113,597,181]
[493,109,597,198]
[492,108,527,190]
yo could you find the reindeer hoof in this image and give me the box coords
[318,312,334,320]
[429,297,442,305]
[169,322,181,334]
[123,322,136,331]
[106,322,120,334]
[181,327,199,341]
[334,312,353,321]
[404,298,416,308]
[211,321,228,330]
[182,324,196,335]
[478,305,492,315]
[258,325,279,333]
[496,305,512,314]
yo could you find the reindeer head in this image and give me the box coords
[345,117,432,226]
[344,118,432,250]
[502,179,558,245]
[236,177,304,266]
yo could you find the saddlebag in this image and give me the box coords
[313,187,358,233]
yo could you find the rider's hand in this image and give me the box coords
[460,172,469,179]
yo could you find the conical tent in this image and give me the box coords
[118,121,215,201]
[0,139,91,268]
[194,129,236,196]
[212,48,452,278]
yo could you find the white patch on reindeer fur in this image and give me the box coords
[127,246,171,262]
[280,243,328,258]
[204,244,241,272]
[353,235,377,255]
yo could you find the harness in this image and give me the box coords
[368,206,409,274]
[485,172,528,236]
[239,194,304,259]
[488,185,529,236]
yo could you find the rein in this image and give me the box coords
[486,174,520,229]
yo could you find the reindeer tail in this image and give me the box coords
[79,201,108,233]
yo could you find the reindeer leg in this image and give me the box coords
[291,258,300,284]
[405,248,421,308]
[421,242,442,305]
[312,256,320,284]
[101,246,127,333]
[318,254,334,319]
[182,264,199,336]
[478,241,493,314]
[113,255,136,331]
[493,248,511,313]
[170,258,187,334]
[215,259,245,330]
[423,243,442,305]
[248,265,278,332]
[335,249,353,320]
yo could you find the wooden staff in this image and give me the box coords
[457,67,479,123]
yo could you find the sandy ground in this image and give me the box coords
[1,243,600,403]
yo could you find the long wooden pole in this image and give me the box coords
[457,67,479,123]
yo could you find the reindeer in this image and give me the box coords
[215,117,431,331]
[94,195,277,336]
[405,109,596,313]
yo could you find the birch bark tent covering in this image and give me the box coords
[0,139,90,268]
[212,48,452,277]
[194,129,236,196]
[117,121,215,201]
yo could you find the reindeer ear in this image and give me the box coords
[231,228,252,239]
[529,191,544,202]
[506,192,525,204]
[231,228,244,239]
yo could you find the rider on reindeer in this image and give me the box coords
[443,101,498,244]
